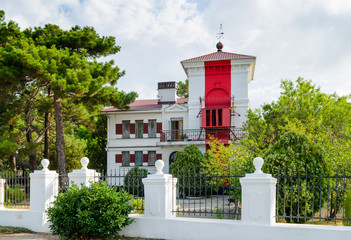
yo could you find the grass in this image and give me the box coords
[0,226,33,234]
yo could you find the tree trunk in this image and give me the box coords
[54,95,66,176]
[25,108,37,172]
[9,125,17,172]
[44,112,50,159]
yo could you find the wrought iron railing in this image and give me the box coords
[274,168,351,225]
[0,171,30,208]
[160,127,244,142]
[171,167,244,220]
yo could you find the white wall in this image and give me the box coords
[121,216,351,240]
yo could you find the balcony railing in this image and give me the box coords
[160,127,244,142]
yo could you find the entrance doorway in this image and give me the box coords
[170,118,183,140]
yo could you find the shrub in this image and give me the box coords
[170,144,208,197]
[263,131,328,223]
[124,166,148,197]
[47,181,134,240]
[131,198,144,214]
[5,185,27,204]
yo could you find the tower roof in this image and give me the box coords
[181,51,255,63]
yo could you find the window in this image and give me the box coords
[135,151,143,166]
[122,151,130,166]
[148,120,156,138]
[122,121,130,138]
[148,151,156,166]
[135,120,143,138]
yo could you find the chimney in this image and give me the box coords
[157,81,176,104]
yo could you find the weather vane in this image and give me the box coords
[216,24,224,42]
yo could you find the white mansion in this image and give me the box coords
[102,42,256,174]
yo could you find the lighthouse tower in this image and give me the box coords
[181,42,256,143]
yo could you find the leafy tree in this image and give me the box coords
[170,144,208,197]
[0,11,137,175]
[176,79,189,98]
[263,131,328,223]
[124,166,148,197]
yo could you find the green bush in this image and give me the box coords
[263,131,327,223]
[170,144,209,197]
[345,190,351,226]
[124,166,148,197]
[5,185,27,204]
[131,198,144,214]
[47,181,134,240]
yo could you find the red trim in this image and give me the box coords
[143,154,148,163]
[143,123,148,134]
[130,154,135,163]
[157,122,162,133]
[115,124,122,134]
[156,154,162,161]
[115,154,122,163]
[130,123,135,134]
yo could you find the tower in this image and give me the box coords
[181,42,256,143]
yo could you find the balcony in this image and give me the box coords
[160,127,244,142]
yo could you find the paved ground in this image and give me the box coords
[0,233,59,240]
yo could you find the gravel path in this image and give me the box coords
[0,233,59,240]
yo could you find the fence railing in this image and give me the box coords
[0,171,30,208]
[274,168,351,225]
[97,169,146,213]
[171,168,244,220]
[160,127,244,142]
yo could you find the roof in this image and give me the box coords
[181,51,255,62]
[102,98,188,112]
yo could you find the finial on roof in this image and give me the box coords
[216,24,224,52]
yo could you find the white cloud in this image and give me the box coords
[1,0,350,109]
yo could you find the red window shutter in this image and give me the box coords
[130,123,135,134]
[115,154,122,163]
[143,154,148,163]
[222,108,231,127]
[116,124,122,134]
[156,154,162,161]
[201,109,206,128]
[130,154,135,163]
[156,122,162,133]
[143,123,148,134]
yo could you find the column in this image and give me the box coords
[240,157,277,225]
[142,160,177,218]
[68,157,100,188]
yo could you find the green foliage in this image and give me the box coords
[345,190,351,226]
[170,144,208,197]
[131,198,145,214]
[176,79,189,98]
[5,185,27,204]
[124,166,148,197]
[263,131,327,223]
[0,11,137,173]
[47,181,134,240]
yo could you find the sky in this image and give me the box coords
[1,0,350,109]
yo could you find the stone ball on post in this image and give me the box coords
[155,160,164,175]
[253,157,264,174]
[80,157,89,170]
[41,159,50,171]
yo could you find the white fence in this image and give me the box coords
[0,157,350,240]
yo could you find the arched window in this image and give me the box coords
[169,151,178,166]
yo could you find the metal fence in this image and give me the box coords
[171,168,244,220]
[0,171,30,208]
[275,168,351,225]
[98,169,145,214]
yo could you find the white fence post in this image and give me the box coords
[142,160,177,218]
[29,159,59,232]
[240,157,277,225]
[68,157,100,188]
[0,178,4,209]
